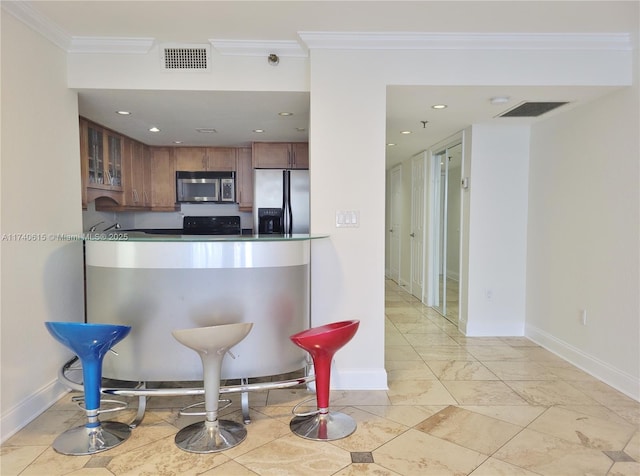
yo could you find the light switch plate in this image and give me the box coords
[336,210,360,228]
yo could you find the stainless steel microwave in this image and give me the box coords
[176,171,235,203]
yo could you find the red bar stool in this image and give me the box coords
[289,319,360,441]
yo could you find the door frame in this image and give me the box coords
[387,165,402,283]
[426,132,464,319]
[410,151,427,301]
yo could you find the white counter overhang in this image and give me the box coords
[85,239,312,269]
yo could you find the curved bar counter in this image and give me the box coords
[84,233,326,384]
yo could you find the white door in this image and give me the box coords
[389,166,402,283]
[410,153,425,300]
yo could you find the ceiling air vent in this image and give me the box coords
[499,101,568,117]
[161,44,210,71]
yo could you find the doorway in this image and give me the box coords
[431,141,462,325]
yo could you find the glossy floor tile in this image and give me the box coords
[2,279,639,475]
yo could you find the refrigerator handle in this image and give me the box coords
[287,171,293,235]
[282,170,287,233]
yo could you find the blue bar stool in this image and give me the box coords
[172,322,253,453]
[45,322,132,455]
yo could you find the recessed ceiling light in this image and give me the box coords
[278,112,293,116]
[253,129,265,133]
[400,130,412,135]
[116,110,131,115]
[196,128,217,133]
[431,104,447,110]
[490,96,510,105]
[173,140,183,144]
[387,143,396,147]
[149,126,160,132]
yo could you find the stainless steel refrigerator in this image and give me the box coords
[253,169,310,235]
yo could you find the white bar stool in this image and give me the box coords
[171,322,253,453]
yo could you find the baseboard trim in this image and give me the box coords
[526,324,639,402]
[0,379,69,444]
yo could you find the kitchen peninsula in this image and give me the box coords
[84,233,327,385]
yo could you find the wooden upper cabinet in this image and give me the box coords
[175,147,236,171]
[252,142,309,169]
[291,142,309,169]
[207,147,236,171]
[236,147,253,211]
[142,144,152,207]
[79,117,124,208]
[175,147,206,171]
[122,139,148,208]
[149,147,177,210]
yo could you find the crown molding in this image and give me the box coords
[297,32,634,51]
[209,39,307,57]
[69,37,155,54]
[2,0,71,51]
[4,1,631,56]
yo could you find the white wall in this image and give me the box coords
[308,50,388,389]
[526,83,640,399]
[1,12,84,441]
[466,125,531,335]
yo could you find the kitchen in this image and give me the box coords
[79,90,312,236]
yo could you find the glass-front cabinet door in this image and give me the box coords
[107,135,122,186]
[87,125,104,185]
[81,118,124,208]
[83,120,123,189]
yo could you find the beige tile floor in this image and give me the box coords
[2,280,639,475]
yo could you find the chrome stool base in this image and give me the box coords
[174,420,247,453]
[290,411,356,441]
[52,421,131,456]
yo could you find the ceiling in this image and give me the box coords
[19,1,636,168]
